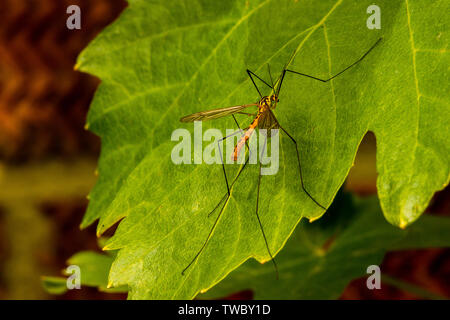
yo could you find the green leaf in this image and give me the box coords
[41,276,69,295]
[78,0,449,299]
[200,193,450,299]
[65,251,116,290]
[42,251,126,294]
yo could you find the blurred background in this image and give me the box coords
[0,0,448,300]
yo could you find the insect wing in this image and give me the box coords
[258,110,279,136]
[180,104,258,122]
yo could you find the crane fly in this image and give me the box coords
[180,94,280,161]
[179,38,382,277]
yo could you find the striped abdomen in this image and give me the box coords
[232,113,261,161]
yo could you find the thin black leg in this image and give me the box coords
[182,141,251,275]
[217,127,245,195]
[276,69,287,97]
[247,69,273,98]
[284,38,382,83]
[256,134,278,279]
[211,114,251,217]
[278,123,327,211]
[182,116,253,275]
[181,195,228,275]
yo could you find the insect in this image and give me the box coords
[179,38,382,277]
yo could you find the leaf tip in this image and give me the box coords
[309,216,320,223]
[79,219,89,230]
[399,219,408,229]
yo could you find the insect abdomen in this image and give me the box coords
[232,114,260,161]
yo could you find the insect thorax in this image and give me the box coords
[259,94,278,110]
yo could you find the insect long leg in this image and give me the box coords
[181,190,228,275]
[205,130,244,218]
[256,134,278,279]
[182,120,252,275]
[208,152,251,218]
[217,129,246,196]
[276,68,287,97]
[247,69,273,97]
[182,155,251,275]
[277,38,382,96]
[277,122,327,211]
[210,114,252,217]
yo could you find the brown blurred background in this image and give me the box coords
[0,0,127,299]
[0,0,448,300]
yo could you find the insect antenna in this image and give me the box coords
[267,64,275,90]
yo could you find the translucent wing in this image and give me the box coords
[180,104,258,122]
[258,109,279,133]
